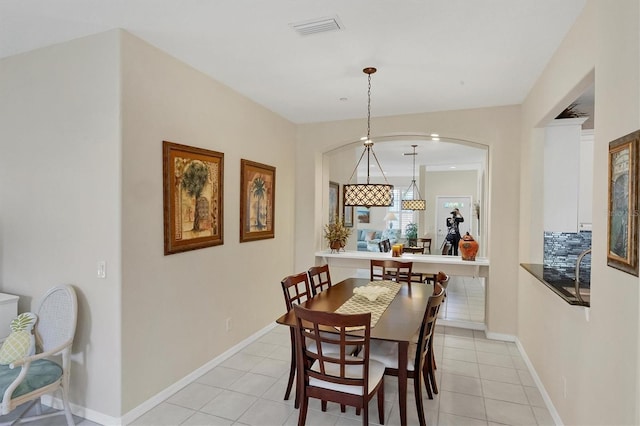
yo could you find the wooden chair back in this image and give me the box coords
[370,259,413,284]
[441,241,452,255]
[417,237,432,254]
[415,281,446,409]
[308,264,332,296]
[280,271,313,406]
[378,239,391,253]
[436,271,450,291]
[292,305,384,425]
[281,272,313,311]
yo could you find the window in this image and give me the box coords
[388,189,416,236]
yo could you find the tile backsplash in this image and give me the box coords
[544,231,592,283]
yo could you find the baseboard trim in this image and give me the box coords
[119,322,277,425]
[54,322,277,425]
[485,330,517,342]
[515,337,563,426]
[438,318,486,331]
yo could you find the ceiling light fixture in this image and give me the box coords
[344,67,393,207]
[401,144,426,211]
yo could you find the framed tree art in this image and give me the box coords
[240,159,276,242]
[607,130,639,276]
[329,181,340,224]
[163,141,224,255]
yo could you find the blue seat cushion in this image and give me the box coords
[0,359,62,400]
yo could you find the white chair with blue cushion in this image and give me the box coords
[0,285,77,425]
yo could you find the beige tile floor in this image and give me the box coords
[440,275,485,324]
[127,325,554,426]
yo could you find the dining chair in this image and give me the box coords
[292,305,385,426]
[435,271,451,318]
[370,259,413,284]
[280,272,314,406]
[417,237,432,254]
[307,264,332,296]
[426,271,450,395]
[0,285,78,426]
[281,272,358,410]
[368,282,445,426]
[441,241,452,255]
[377,239,391,253]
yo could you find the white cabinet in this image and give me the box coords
[0,293,19,341]
[544,118,589,233]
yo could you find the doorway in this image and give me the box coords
[435,195,473,252]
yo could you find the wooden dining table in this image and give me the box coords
[275,277,432,426]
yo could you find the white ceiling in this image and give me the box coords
[0,0,587,172]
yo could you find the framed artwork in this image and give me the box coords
[357,207,370,224]
[163,141,224,255]
[343,184,354,227]
[607,130,639,276]
[240,159,276,242]
[329,181,340,224]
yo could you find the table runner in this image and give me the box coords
[335,280,401,330]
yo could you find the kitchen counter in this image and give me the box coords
[520,263,590,307]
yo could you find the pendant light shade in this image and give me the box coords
[401,144,426,211]
[343,67,394,207]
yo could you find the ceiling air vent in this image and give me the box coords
[290,16,342,36]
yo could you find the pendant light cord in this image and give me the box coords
[346,67,391,186]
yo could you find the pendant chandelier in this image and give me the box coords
[343,67,394,207]
[401,144,426,210]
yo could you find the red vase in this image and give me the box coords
[459,232,479,261]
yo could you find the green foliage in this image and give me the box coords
[405,222,418,240]
[181,161,209,199]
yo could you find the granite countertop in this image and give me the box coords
[520,263,590,307]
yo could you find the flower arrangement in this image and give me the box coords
[323,219,352,251]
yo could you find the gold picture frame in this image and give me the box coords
[240,159,276,242]
[163,141,224,255]
[607,130,639,276]
[329,181,340,224]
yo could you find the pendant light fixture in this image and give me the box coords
[401,144,426,210]
[343,67,394,207]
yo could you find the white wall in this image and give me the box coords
[0,31,123,417]
[518,1,640,424]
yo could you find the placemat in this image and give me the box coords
[335,280,401,330]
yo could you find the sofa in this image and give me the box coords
[356,228,401,251]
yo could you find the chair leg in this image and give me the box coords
[286,331,300,408]
[362,404,369,426]
[297,396,309,426]
[61,387,75,426]
[377,381,385,424]
[414,372,426,426]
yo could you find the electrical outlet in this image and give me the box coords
[225,317,232,332]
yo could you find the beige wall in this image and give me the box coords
[3,2,639,422]
[518,1,640,424]
[0,29,297,420]
[0,32,123,417]
[295,106,522,336]
[119,32,297,413]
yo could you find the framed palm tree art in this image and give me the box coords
[240,159,276,242]
[163,141,224,255]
